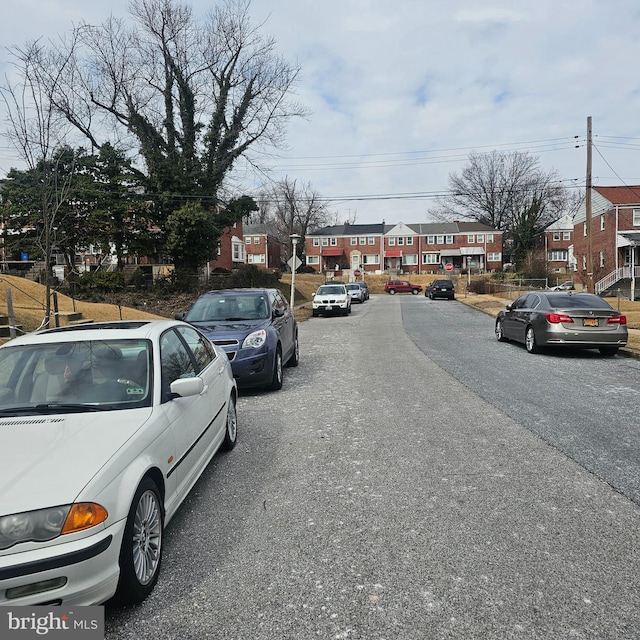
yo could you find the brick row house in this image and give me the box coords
[541,214,576,273]
[572,185,640,298]
[243,223,287,271]
[304,221,504,276]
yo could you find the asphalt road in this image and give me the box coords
[105,295,640,640]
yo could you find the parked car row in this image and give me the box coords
[312,281,369,317]
[0,286,302,607]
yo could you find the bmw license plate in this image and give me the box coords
[583,318,599,327]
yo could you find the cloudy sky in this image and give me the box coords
[2,0,640,224]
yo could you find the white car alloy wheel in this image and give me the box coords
[116,478,164,604]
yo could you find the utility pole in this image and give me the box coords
[585,116,594,293]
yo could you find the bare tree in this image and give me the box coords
[431,150,569,270]
[431,150,566,229]
[1,40,78,327]
[35,0,308,222]
[262,177,334,262]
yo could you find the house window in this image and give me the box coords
[600,251,605,268]
[600,216,605,231]
[248,253,266,264]
[487,252,502,262]
[244,236,251,244]
[403,254,417,265]
[362,254,380,264]
[422,253,440,264]
[426,235,435,244]
[330,237,337,246]
[486,234,494,242]
[388,237,396,246]
[467,235,475,243]
[549,250,568,261]
[321,238,328,246]
[406,237,413,245]
[563,231,571,240]
[583,223,587,236]
[306,255,319,265]
[359,236,366,245]
[397,237,404,245]
[435,235,444,244]
[232,242,245,262]
[313,238,320,247]
[445,235,454,244]
[582,255,586,269]
[368,236,376,245]
[553,231,560,241]
[634,209,640,226]
[253,236,260,244]
[476,234,484,243]
[351,237,357,245]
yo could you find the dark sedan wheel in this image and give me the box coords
[525,326,539,354]
[115,478,164,605]
[268,347,283,391]
[495,319,507,342]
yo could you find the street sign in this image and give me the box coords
[287,256,302,271]
[354,269,361,277]
[445,263,453,271]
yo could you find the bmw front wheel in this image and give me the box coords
[115,478,164,604]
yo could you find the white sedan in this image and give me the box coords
[0,320,237,606]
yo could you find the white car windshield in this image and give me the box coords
[0,340,152,413]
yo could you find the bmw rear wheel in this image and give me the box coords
[222,394,238,451]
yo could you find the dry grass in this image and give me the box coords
[0,275,164,337]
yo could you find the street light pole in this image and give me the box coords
[289,234,301,309]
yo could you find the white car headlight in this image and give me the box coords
[0,503,108,550]
[242,329,267,349]
[0,506,71,549]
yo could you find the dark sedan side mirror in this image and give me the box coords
[505,304,512,311]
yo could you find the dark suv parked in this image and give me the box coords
[425,279,455,300]
[176,288,298,391]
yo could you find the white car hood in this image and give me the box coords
[0,409,153,515]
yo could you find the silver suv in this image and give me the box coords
[312,283,351,317]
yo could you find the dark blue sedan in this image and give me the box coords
[176,288,299,390]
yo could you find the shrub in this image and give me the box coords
[467,278,491,294]
[76,270,125,294]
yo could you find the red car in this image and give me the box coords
[384,280,423,295]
